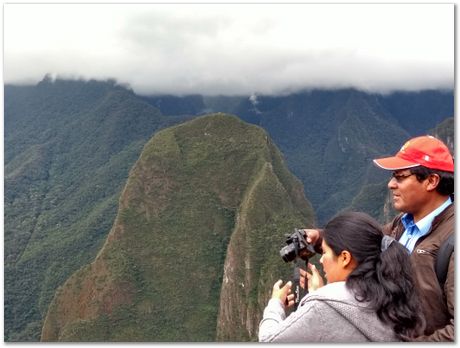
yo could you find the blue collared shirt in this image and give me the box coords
[398,197,452,253]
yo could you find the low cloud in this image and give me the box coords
[4,3,454,96]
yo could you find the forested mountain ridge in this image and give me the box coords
[41,114,315,341]
[431,117,454,153]
[4,78,188,341]
[4,77,453,341]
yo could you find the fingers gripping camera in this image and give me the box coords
[280,228,316,262]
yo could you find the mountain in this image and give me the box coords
[4,78,189,341]
[140,94,207,116]
[346,182,397,224]
[377,91,454,136]
[431,117,454,154]
[204,90,405,224]
[40,114,315,341]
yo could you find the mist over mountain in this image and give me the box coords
[4,77,453,341]
[5,4,453,95]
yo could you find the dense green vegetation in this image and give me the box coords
[378,90,454,136]
[141,94,206,116]
[4,78,187,341]
[346,181,396,224]
[431,117,454,154]
[41,114,315,341]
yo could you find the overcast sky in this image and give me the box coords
[4,3,454,96]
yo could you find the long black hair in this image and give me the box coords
[323,211,425,340]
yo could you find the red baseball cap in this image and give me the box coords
[373,135,454,173]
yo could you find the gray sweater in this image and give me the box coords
[258,281,398,342]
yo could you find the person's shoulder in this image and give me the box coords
[434,202,454,226]
[445,201,455,216]
[383,212,405,235]
[302,282,351,302]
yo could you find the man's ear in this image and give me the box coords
[340,250,353,268]
[426,173,441,192]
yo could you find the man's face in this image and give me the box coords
[387,169,429,217]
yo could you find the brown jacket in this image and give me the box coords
[384,204,454,341]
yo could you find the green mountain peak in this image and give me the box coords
[41,113,315,341]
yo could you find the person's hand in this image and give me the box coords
[271,280,295,308]
[307,263,324,291]
[299,268,307,290]
[299,263,324,292]
[303,229,321,245]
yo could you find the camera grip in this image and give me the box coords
[293,263,307,309]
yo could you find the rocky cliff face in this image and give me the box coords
[41,114,315,341]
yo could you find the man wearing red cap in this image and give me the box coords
[304,135,454,341]
[372,135,454,341]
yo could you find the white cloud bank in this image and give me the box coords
[4,3,454,96]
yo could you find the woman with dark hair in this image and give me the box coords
[258,211,425,342]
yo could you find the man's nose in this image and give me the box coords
[388,177,397,189]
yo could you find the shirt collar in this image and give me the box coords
[401,197,452,235]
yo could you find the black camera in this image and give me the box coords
[280,228,316,262]
[280,229,317,308]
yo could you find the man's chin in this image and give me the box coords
[392,203,404,213]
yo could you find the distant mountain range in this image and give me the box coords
[143,89,453,223]
[4,77,454,341]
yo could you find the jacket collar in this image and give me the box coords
[392,202,454,240]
